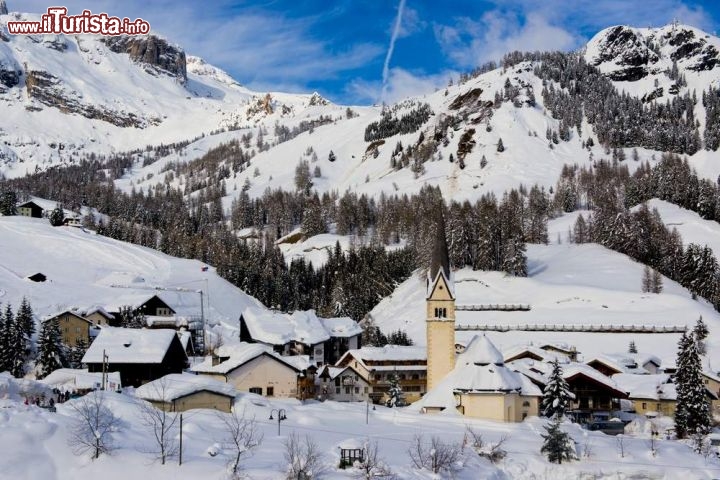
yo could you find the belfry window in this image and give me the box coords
[434,307,447,318]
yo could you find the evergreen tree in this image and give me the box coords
[328,150,336,162]
[387,330,413,346]
[15,297,34,354]
[694,316,709,355]
[497,138,505,152]
[385,373,404,407]
[0,190,17,216]
[480,155,488,169]
[294,159,313,194]
[69,338,89,369]
[118,306,145,328]
[674,332,711,439]
[628,341,638,354]
[36,318,65,379]
[49,206,65,226]
[541,359,572,419]
[642,265,653,293]
[301,194,326,237]
[0,305,14,372]
[541,418,576,464]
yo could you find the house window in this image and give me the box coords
[345,387,351,394]
[249,387,262,395]
[434,308,447,318]
[522,401,530,407]
[374,375,381,380]
[656,403,661,410]
[75,327,81,333]
[364,387,368,393]
[267,387,274,397]
[65,318,69,323]
[335,378,340,386]
[336,388,340,394]
[642,402,647,409]
[355,387,359,394]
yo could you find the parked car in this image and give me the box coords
[586,420,625,435]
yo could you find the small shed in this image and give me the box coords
[27,273,47,282]
[338,439,365,468]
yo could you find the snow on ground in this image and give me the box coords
[372,213,720,369]
[637,199,720,255]
[1,390,719,479]
[0,216,262,333]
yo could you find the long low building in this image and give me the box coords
[135,373,237,413]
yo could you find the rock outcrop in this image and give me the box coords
[0,1,8,16]
[103,35,187,83]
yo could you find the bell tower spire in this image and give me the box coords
[426,209,456,390]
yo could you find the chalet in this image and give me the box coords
[106,293,177,320]
[613,373,719,417]
[563,364,628,422]
[17,201,44,218]
[191,343,308,398]
[317,364,371,402]
[135,373,236,413]
[82,327,188,387]
[43,311,94,347]
[420,335,542,422]
[335,345,427,404]
[239,307,361,366]
[78,307,114,326]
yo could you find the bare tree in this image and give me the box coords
[284,432,327,479]
[464,427,508,463]
[67,391,120,459]
[136,381,180,465]
[616,435,625,458]
[408,434,463,474]
[216,408,263,478]
[353,440,395,480]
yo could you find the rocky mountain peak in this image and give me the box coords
[0,1,8,16]
[586,24,720,81]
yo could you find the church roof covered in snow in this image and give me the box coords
[419,335,541,410]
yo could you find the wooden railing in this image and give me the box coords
[454,323,687,333]
[456,304,531,311]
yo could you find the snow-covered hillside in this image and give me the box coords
[0,215,262,331]
[371,212,720,369]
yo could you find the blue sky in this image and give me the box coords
[17,0,720,104]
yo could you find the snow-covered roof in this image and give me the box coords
[563,363,627,397]
[82,327,184,364]
[135,373,236,402]
[420,336,541,410]
[190,342,302,374]
[241,306,330,346]
[40,368,121,391]
[586,353,662,375]
[41,310,91,323]
[612,373,675,401]
[338,345,427,369]
[503,344,571,364]
[319,316,362,338]
[464,335,504,365]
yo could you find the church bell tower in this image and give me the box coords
[426,211,456,391]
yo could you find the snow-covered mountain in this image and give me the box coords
[2,6,720,204]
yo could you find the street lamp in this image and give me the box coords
[269,408,287,436]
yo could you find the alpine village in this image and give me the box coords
[4,1,720,478]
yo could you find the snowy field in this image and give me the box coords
[1,385,719,480]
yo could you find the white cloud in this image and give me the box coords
[434,11,578,68]
[349,67,456,105]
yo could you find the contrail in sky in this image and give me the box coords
[381,0,405,103]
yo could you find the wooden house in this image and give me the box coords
[43,311,94,347]
[82,327,188,387]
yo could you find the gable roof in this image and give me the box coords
[18,201,44,210]
[135,373,236,402]
[563,364,628,398]
[190,342,302,375]
[42,310,92,325]
[319,316,362,338]
[337,345,427,370]
[241,306,330,346]
[82,327,185,364]
[504,344,571,364]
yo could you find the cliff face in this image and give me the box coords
[103,35,187,84]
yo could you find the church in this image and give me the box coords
[419,212,541,422]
